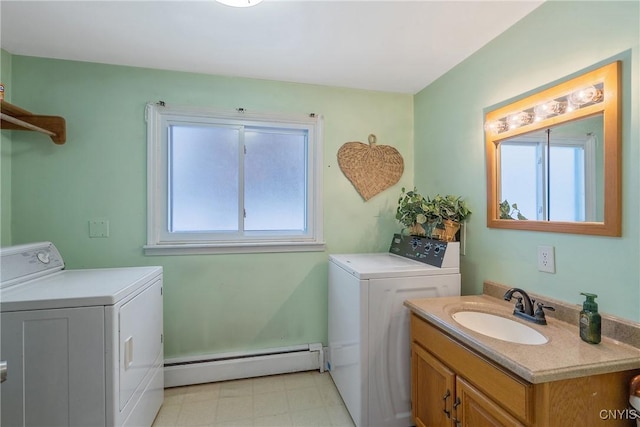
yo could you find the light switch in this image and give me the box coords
[89,219,109,238]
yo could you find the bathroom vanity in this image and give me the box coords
[406,285,640,426]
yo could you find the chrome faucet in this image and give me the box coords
[503,287,554,325]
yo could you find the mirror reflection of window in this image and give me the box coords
[498,115,601,223]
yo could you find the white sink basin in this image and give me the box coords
[451,311,548,345]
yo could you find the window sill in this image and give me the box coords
[143,241,326,256]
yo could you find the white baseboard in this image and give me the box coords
[164,343,324,388]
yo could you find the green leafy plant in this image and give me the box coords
[396,188,471,237]
[499,200,527,220]
[429,194,472,223]
[396,188,432,226]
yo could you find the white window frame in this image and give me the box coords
[144,103,325,255]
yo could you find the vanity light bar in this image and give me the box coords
[485,83,604,135]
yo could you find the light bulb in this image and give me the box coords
[533,100,567,119]
[569,86,603,108]
[507,112,534,129]
[484,120,508,134]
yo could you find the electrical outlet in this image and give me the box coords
[537,245,555,273]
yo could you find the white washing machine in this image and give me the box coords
[0,242,164,427]
[328,234,461,427]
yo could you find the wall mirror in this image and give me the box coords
[485,61,621,236]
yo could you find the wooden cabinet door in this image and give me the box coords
[455,377,525,427]
[412,343,456,427]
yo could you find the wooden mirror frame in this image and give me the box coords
[485,61,621,236]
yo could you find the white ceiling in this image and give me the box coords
[0,0,543,94]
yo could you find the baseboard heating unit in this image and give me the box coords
[164,343,324,387]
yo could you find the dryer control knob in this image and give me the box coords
[37,251,51,264]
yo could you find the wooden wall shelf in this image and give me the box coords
[0,101,66,144]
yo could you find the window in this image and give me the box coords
[145,103,324,255]
[500,131,597,222]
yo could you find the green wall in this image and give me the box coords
[414,1,640,320]
[6,57,413,359]
[1,49,12,246]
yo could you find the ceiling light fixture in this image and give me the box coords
[216,0,264,7]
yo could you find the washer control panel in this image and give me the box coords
[0,242,64,289]
[389,233,449,267]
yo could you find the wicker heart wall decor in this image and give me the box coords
[337,134,404,201]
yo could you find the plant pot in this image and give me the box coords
[409,223,426,236]
[423,220,438,239]
[441,219,461,242]
[431,228,444,240]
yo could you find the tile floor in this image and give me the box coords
[152,370,356,427]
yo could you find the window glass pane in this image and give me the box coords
[549,145,585,221]
[169,125,239,232]
[244,129,307,231]
[500,143,539,220]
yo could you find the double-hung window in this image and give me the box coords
[145,103,324,255]
[500,131,597,222]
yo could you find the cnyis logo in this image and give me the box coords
[599,408,640,420]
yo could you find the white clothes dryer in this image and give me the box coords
[328,234,461,427]
[0,242,164,427]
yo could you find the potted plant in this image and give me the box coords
[395,188,438,236]
[429,194,472,242]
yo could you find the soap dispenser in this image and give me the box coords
[579,293,601,344]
